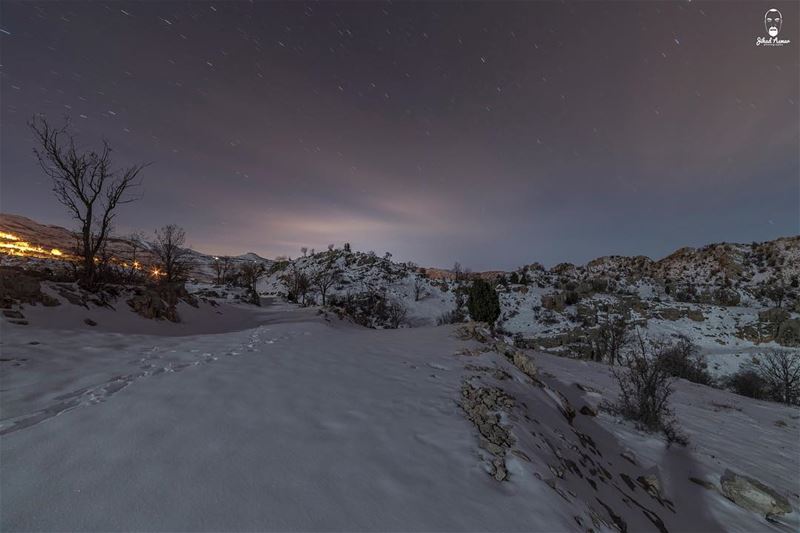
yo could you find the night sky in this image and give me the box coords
[1,2,798,270]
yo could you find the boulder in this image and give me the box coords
[655,307,704,322]
[720,469,791,517]
[759,307,790,325]
[776,319,800,347]
[127,289,179,322]
[0,267,60,307]
[541,293,566,312]
[126,282,198,322]
[512,351,538,380]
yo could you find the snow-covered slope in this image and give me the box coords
[2,212,798,377]
[254,239,799,380]
[1,299,797,531]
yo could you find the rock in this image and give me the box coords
[456,322,493,343]
[544,386,576,424]
[759,307,790,324]
[491,458,508,481]
[460,381,515,482]
[689,477,716,491]
[127,289,179,322]
[637,474,662,498]
[579,405,597,417]
[720,469,791,517]
[620,450,638,465]
[84,318,97,326]
[541,293,567,312]
[511,449,531,462]
[655,307,705,322]
[57,287,88,307]
[712,287,741,307]
[126,282,196,322]
[512,350,539,380]
[776,319,800,347]
[0,267,60,307]
[3,310,24,319]
[686,308,706,322]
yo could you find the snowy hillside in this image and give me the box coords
[253,240,799,380]
[1,296,797,531]
[2,213,798,380]
[0,213,271,283]
[1,213,798,530]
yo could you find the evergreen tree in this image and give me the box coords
[467,278,501,324]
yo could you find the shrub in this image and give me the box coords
[612,335,687,445]
[589,314,630,364]
[725,368,768,400]
[437,308,465,325]
[657,336,712,385]
[744,349,800,405]
[328,290,406,329]
[467,279,500,325]
[386,300,408,328]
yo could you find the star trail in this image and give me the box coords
[1,1,797,269]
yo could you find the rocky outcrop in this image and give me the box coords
[653,307,705,322]
[126,282,198,322]
[460,382,515,481]
[775,318,800,347]
[739,308,800,346]
[0,267,60,308]
[720,469,791,518]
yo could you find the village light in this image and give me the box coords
[0,230,72,259]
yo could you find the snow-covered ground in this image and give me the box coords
[2,299,798,531]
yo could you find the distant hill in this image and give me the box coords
[0,213,271,282]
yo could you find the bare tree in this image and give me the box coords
[589,312,631,364]
[239,262,266,305]
[212,256,235,285]
[296,271,311,305]
[125,231,146,283]
[313,259,341,306]
[30,116,147,286]
[413,277,425,301]
[764,278,786,308]
[750,349,800,405]
[282,267,311,306]
[152,225,192,283]
[387,300,407,328]
[612,332,686,444]
[452,261,462,281]
[301,246,308,257]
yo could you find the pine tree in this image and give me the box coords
[467,279,501,324]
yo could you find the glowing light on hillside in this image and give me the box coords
[0,230,71,259]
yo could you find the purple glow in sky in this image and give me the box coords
[1,1,797,269]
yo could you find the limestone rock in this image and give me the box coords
[720,469,791,517]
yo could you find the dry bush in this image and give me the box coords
[736,349,800,405]
[612,334,688,445]
[657,336,712,385]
